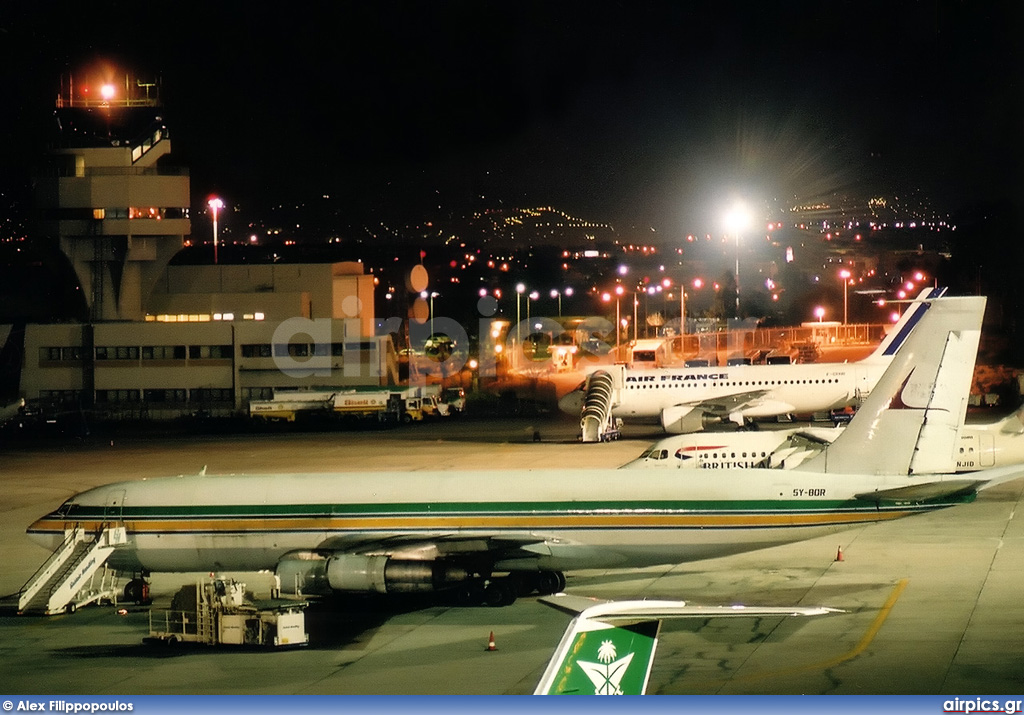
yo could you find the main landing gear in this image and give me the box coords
[455,570,566,608]
[123,574,151,605]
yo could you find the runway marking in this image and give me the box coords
[723,577,910,685]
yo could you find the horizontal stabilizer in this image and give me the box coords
[538,593,841,619]
[855,479,982,504]
[535,594,840,694]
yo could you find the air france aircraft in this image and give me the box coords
[24,295,1024,612]
[559,287,946,435]
[621,406,1024,472]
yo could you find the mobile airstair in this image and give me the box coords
[17,525,127,615]
[580,369,620,443]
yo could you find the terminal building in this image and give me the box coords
[20,73,396,420]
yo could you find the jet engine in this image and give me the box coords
[660,405,716,434]
[276,551,471,596]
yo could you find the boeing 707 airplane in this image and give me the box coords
[22,294,1024,615]
[560,287,946,436]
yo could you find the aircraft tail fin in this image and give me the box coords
[534,594,839,695]
[803,295,985,475]
[861,287,948,364]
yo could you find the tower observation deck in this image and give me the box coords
[34,72,191,321]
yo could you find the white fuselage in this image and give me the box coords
[26,467,980,576]
[621,412,1024,472]
[612,361,878,420]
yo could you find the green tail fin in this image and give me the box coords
[537,618,660,695]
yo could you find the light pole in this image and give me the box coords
[550,287,572,317]
[515,283,525,351]
[724,203,751,318]
[614,285,624,355]
[632,289,638,342]
[680,286,686,336]
[421,291,439,336]
[208,197,224,265]
[839,268,851,324]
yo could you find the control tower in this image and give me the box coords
[33,72,191,321]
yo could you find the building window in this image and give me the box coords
[243,387,274,401]
[97,346,139,360]
[142,345,186,360]
[274,343,309,358]
[189,345,232,359]
[190,388,233,403]
[42,346,84,363]
[39,389,82,404]
[95,389,140,403]
[143,389,187,403]
[241,344,272,358]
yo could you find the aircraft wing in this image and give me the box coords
[316,532,551,559]
[534,594,840,695]
[677,388,770,416]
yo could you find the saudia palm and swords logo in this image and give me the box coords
[552,620,658,695]
[576,639,636,694]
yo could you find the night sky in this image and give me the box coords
[2,1,1022,234]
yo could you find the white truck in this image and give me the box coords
[249,389,423,424]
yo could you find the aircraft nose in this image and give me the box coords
[26,516,64,552]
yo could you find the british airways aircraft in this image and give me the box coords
[622,406,1024,472]
[23,294,1023,615]
[560,288,946,436]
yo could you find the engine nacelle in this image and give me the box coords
[275,551,330,596]
[275,551,471,596]
[327,554,470,593]
[661,405,715,434]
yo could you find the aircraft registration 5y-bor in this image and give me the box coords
[22,294,1024,614]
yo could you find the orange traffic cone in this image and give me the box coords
[835,545,844,562]
[486,631,497,651]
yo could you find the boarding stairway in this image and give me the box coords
[580,370,619,443]
[17,525,127,615]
